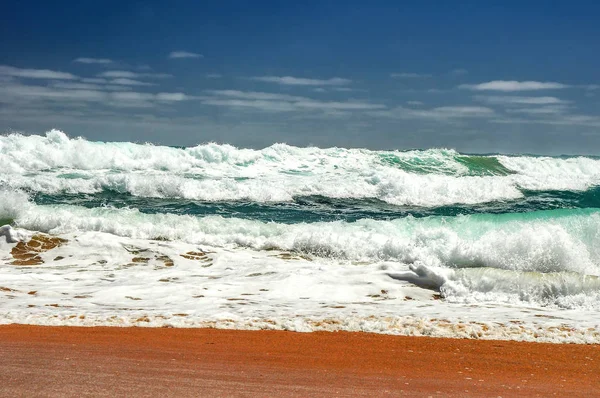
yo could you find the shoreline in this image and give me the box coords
[1,325,598,396]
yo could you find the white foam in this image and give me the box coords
[499,155,600,191]
[390,263,600,309]
[2,192,599,308]
[2,130,600,206]
[0,228,598,343]
[1,131,464,174]
[2,131,600,341]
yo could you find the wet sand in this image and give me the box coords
[1,325,598,397]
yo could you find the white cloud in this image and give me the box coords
[293,100,383,110]
[105,91,193,106]
[156,92,189,101]
[407,101,424,105]
[110,78,155,86]
[98,70,172,79]
[51,82,104,91]
[0,80,194,109]
[494,114,600,127]
[0,65,76,80]
[201,89,383,113]
[0,84,104,101]
[98,71,136,78]
[73,57,113,65]
[205,73,222,79]
[251,76,351,86]
[104,85,134,91]
[506,106,569,115]
[53,79,153,89]
[81,78,108,84]
[374,105,494,120]
[474,95,570,105]
[110,92,153,101]
[207,90,305,102]
[460,80,569,91]
[391,72,431,78]
[168,51,203,59]
[201,99,298,112]
[556,115,600,126]
[423,106,494,117]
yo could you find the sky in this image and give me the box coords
[1,0,600,154]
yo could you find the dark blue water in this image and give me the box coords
[31,187,600,224]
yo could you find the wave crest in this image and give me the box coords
[3,130,600,207]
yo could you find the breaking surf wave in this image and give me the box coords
[2,186,600,309]
[2,130,600,342]
[2,130,600,207]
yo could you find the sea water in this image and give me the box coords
[1,129,599,343]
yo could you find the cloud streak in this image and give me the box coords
[50,82,105,91]
[201,90,383,113]
[251,76,351,86]
[391,72,431,78]
[495,114,600,127]
[0,81,193,109]
[474,95,570,105]
[73,57,114,65]
[109,78,155,86]
[168,51,203,59]
[506,106,569,115]
[373,105,494,120]
[81,78,108,84]
[98,70,172,79]
[0,65,76,80]
[460,80,569,91]
[206,90,306,102]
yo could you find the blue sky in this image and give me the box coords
[1,0,600,154]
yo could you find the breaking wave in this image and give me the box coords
[2,186,600,308]
[2,130,600,207]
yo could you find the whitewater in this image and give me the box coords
[1,130,599,343]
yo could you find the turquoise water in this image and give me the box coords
[30,187,600,224]
[2,130,600,279]
[3,131,600,341]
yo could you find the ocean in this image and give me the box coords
[1,129,599,343]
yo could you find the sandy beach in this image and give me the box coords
[1,325,598,397]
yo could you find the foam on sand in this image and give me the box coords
[0,223,598,343]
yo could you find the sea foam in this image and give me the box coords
[2,131,600,342]
[2,130,600,207]
[2,189,599,307]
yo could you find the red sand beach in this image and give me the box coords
[1,325,599,397]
